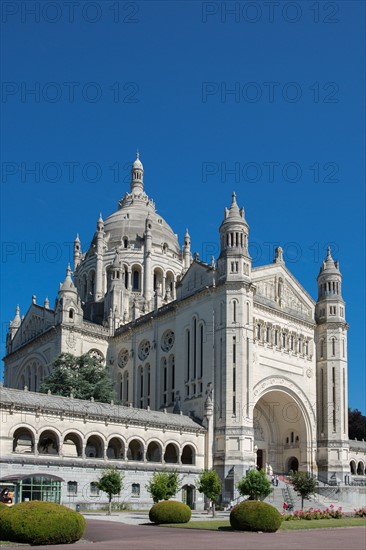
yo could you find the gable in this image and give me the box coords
[177,261,214,300]
[11,304,55,351]
[252,264,315,320]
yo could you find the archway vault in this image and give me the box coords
[252,377,317,475]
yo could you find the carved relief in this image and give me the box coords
[256,277,311,317]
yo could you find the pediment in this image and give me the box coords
[252,264,314,320]
[177,261,214,300]
[11,304,55,350]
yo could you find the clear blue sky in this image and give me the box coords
[1,1,365,413]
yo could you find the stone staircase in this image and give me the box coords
[263,479,356,513]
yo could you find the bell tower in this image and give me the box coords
[217,192,251,282]
[315,247,349,483]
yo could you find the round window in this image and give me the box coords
[161,330,175,352]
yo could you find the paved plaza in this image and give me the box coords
[7,516,365,550]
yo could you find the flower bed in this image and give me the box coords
[284,505,343,521]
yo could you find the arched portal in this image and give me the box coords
[253,388,313,475]
[288,456,299,472]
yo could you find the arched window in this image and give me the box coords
[133,270,140,291]
[246,302,250,324]
[139,366,144,409]
[13,427,34,454]
[69,309,74,320]
[146,441,162,462]
[107,438,124,460]
[123,371,129,403]
[127,439,144,461]
[67,481,78,495]
[320,339,324,358]
[350,461,357,475]
[85,435,104,458]
[332,338,336,357]
[63,433,82,457]
[38,430,59,455]
[164,443,179,464]
[181,445,195,465]
[233,301,237,323]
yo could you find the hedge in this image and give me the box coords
[0,501,86,545]
[149,500,191,524]
[230,500,282,533]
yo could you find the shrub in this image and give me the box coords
[149,500,191,524]
[0,501,86,545]
[0,502,9,509]
[230,500,282,533]
[354,507,366,518]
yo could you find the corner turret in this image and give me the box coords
[217,192,251,281]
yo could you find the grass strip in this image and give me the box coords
[161,517,366,531]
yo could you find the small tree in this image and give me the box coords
[40,353,115,403]
[146,471,181,503]
[196,469,222,517]
[96,468,124,515]
[237,469,272,501]
[289,471,317,510]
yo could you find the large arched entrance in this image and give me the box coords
[253,388,312,475]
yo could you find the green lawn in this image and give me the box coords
[162,517,366,531]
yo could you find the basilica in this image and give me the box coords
[2,153,360,508]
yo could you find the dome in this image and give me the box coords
[103,197,180,255]
[220,192,248,228]
[132,156,143,171]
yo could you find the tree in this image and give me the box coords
[146,471,181,503]
[40,353,115,403]
[196,469,222,517]
[237,469,273,501]
[289,471,317,510]
[96,468,124,515]
[348,408,366,440]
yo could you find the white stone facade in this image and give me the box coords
[0,385,206,509]
[3,153,363,502]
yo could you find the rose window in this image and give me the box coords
[138,340,151,361]
[118,348,129,369]
[161,330,175,352]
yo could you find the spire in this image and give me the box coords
[222,192,247,223]
[11,305,21,328]
[59,263,76,293]
[183,228,191,272]
[318,246,340,275]
[97,213,104,232]
[130,152,144,194]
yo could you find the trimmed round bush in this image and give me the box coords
[0,501,86,545]
[230,500,282,533]
[149,500,191,524]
